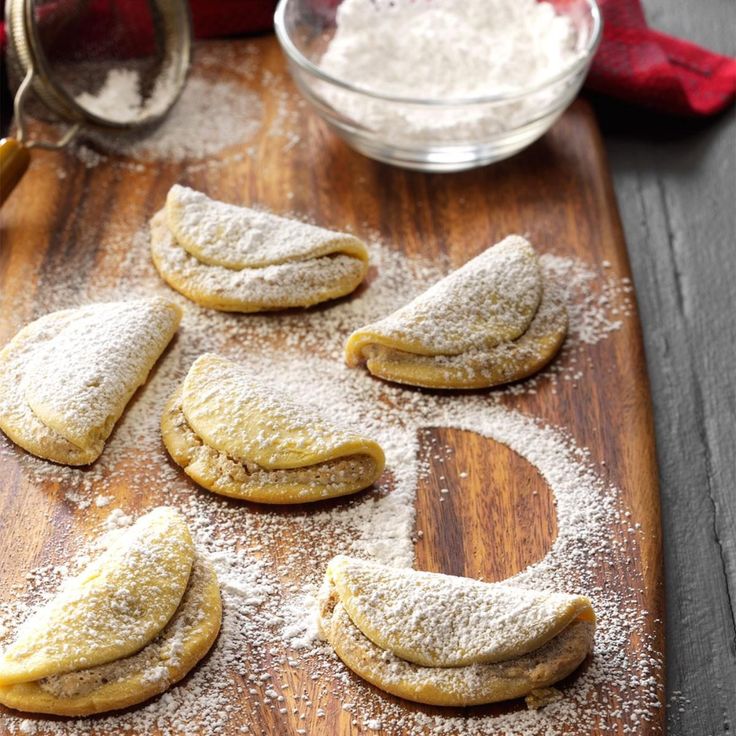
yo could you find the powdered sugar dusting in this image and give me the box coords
[0,39,654,728]
[151,187,369,311]
[349,235,542,356]
[75,69,143,124]
[166,184,365,269]
[152,210,367,311]
[17,44,268,169]
[0,205,659,733]
[323,556,593,668]
[0,508,194,687]
[180,353,366,465]
[318,0,585,142]
[79,76,263,162]
[24,300,179,449]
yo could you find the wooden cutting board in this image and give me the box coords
[0,37,663,735]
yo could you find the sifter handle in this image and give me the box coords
[0,138,31,206]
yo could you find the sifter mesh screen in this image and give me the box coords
[27,0,184,126]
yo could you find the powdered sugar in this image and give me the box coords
[0,299,179,466]
[280,594,320,650]
[23,300,179,450]
[322,556,593,668]
[166,184,366,269]
[50,45,267,166]
[0,212,657,733]
[152,210,367,311]
[318,0,585,142]
[75,69,143,124]
[0,509,194,688]
[349,235,542,355]
[180,354,367,466]
[150,186,369,311]
[322,0,580,99]
[80,76,263,162]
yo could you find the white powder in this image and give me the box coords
[102,509,133,531]
[0,214,658,734]
[81,76,263,162]
[350,235,541,355]
[150,186,368,312]
[75,69,143,124]
[19,299,178,454]
[62,490,91,510]
[322,556,594,667]
[281,594,320,650]
[139,664,168,686]
[17,42,299,174]
[319,0,584,142]
[73,61,189,127]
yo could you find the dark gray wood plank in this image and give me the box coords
[598,1,736,733]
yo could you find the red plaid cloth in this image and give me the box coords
[2,0,734,117]
[588,0,736,115]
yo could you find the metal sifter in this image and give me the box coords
[0,0,192,204]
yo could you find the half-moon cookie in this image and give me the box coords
[150,184,370,312]
[0,507,222,716]
[344,235,567,389]
[161,353,385,504]
[0,298,181,465]
[318,556,595,707]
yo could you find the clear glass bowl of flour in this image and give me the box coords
[275,0,602,172]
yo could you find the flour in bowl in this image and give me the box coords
[318,0,586,142]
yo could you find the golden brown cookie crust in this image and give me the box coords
[318,557,595,706]
[162,387,383,504]
[344,236,568,389]
[324,601,593,707]
[0,555,221,717]
[150,198,369,313]
[356,282,568,389]
[0,300,181,465]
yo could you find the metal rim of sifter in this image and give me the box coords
[5,0,193,150]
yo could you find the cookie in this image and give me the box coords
[0,298,181,465]
[151,185,369,312]
[162,354,385,503]
[345,236,567,389]
[318,556,595,706]
[0,508,221,716]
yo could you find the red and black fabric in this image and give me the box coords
[588,0,736,116]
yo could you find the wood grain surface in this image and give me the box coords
[599,2,736,733]
[0,37,664,735]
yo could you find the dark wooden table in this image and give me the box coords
[597,1,736,733]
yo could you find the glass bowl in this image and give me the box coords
[274,0,602,172]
